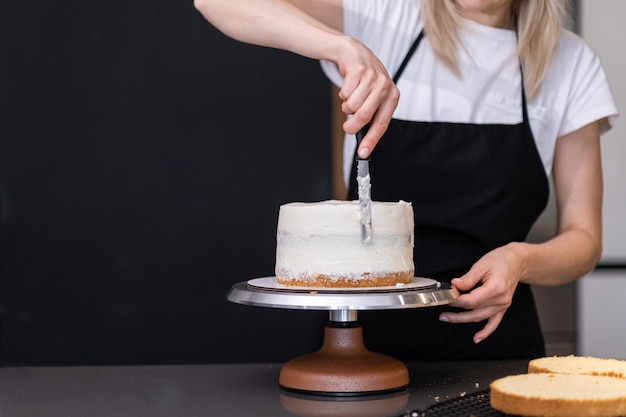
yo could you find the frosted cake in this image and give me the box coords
[275,200,414,287]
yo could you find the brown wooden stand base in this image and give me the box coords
[279,324,409,396]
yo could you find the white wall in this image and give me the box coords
[580,0,626,263]
[578,270,626,359]
[577,0,626,359]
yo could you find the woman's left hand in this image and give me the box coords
[438,243,525,344]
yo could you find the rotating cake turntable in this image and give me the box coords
[227,277,459,396]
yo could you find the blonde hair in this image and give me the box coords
[422,0,569,99]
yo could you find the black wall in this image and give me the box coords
[0,1,332,365]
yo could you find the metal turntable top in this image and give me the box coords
[227,277,459,311]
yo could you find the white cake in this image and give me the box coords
[275,200,415,287]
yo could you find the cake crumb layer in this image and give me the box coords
[276,271,414,288]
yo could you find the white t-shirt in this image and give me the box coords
[321,0,618,183]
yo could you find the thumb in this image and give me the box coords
[451,268,481,291]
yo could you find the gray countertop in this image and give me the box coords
[0,360,528,416]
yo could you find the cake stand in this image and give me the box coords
[227,277,459,396]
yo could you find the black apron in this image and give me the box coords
[347,30,550,360]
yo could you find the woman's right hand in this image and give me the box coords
[334,36,400,158]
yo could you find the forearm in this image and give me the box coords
[510,228,602,287]
[193,0,346,63]
[511,121,604,287]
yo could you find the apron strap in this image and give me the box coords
[519,63,530,125]
[392,30,424,83]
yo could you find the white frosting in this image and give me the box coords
[357,173,372,245]
[275,200,414,280]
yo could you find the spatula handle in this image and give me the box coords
[355,125,370,161]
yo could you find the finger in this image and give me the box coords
[449,285,495,311]
[439,305,497,325]
[451,264,487,291]
[345,114,389,159]
[472,313,505,344]
[339,66,379,115]
[340,84,370,116]
[451,276,478,292]
[340,74,392,126]
[344,93,398,157]
[338,73,360,104]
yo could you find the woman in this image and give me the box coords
[195,0,618,359]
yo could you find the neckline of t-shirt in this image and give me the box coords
[460,17,517,43]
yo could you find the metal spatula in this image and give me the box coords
[355,127,372,245]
